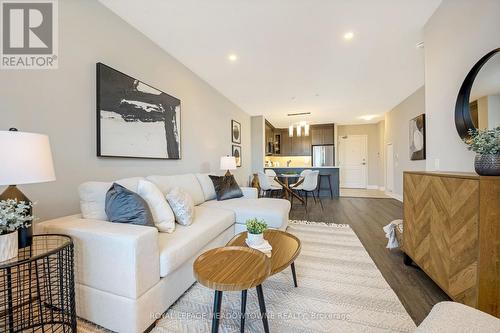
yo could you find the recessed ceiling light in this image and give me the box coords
[228,53,238,62]
[358,114,379,121]
[343,32,354,40]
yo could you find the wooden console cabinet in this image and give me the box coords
[403,171,500,317]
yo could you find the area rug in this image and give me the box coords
[76,221,415,332]
[151,221,416,332]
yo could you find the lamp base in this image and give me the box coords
[0,185,31,202]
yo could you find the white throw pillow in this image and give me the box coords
[166,187,195,226]
[195,173,217,201]
[137,179,175,233]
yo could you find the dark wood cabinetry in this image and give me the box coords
[311,124,334,145]
[264,121,334,156]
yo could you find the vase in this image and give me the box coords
[474,153,500,176]
[0,231,19,262]
[247,232,264,246]
[18,225,33,248]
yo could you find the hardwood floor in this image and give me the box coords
[289,196,450,325]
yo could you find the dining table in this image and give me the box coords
[275,173,305,204]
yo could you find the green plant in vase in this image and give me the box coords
[246,218,267,246]
[464,126,500,176]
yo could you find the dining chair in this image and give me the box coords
[291,170,322,209]
[264,169,282,188]
[257,171,283,197]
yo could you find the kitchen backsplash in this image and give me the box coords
[265,156,311,167]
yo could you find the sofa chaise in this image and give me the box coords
[37,173,291,332]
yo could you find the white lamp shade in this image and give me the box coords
[220,156,237,170]
[0,130,56,185]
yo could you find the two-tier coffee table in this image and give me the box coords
[227,229,302,287]
[193,246,271,333]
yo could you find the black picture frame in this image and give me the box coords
[232,145,242,167]
[409,114,426,160]
[96,63,181,159]
[231,120,241,144]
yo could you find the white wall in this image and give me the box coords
[250,116,265,172]
[0,0,251,221]
[385,86,426,197]
[424,0,500,172]
[337,123,383,187]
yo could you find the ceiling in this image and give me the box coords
[99,0,441,127]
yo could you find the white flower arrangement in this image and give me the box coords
[0,199,34,235]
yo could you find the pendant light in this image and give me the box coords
[296,124,302,137]
[304,123,310,136]
[289,125,294,137]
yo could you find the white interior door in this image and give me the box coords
[339,135,368,188]
[386,143,394,193]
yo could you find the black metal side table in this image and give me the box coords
[0,234,76,332]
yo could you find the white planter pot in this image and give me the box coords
[247,232,264,246]
[0,231,18,262]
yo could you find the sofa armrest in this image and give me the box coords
[240,187,258,199]
[36,214,160,300]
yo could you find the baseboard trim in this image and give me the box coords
[385,191,403,202]
[378,186,385,191]
[367,185,379,190]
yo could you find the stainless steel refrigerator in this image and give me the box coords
[312,145,335,167]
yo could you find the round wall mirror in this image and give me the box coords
[455,48,500,139]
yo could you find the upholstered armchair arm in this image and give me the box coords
[36,214,160,300]
[240,186,258,199]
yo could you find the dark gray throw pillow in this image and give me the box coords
[209,175,243,201]
[105,183,154,227]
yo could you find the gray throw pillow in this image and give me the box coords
[105,183,154,227]
[209,175,243,201]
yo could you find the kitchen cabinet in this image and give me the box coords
[280,129,291,155]
[311,124,334,145]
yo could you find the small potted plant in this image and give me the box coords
[465,127,500,176]
[246,218,267,246]
[0,199,34,261]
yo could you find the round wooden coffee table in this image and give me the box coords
[193,246,271,333]
[227,229,302,287]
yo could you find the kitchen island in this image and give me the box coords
[264,166,340,198]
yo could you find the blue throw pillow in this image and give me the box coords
[105,183,154,227]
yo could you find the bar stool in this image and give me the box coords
[317,174,333,199]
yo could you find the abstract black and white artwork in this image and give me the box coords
[409,114,425,160]
[96,63,181,159]
[232,145,242,167]
[231,120,241,144]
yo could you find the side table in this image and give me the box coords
[0,234,76,332]
[193,246,271,333]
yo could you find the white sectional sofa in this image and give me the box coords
[37,173,290,333]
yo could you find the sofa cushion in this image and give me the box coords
[137,179,176,233]
[201,198,290,229]
[78,177,144,220]
[146,174,205,205]
[157,205,234,277]
[195,173,217,201]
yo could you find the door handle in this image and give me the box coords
[362,162,366,165]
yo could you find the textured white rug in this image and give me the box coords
[78,221,416,332]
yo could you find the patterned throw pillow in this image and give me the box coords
[166,187,195,226]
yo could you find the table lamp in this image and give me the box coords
[220,156,237,177]
[0,128,56,207]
